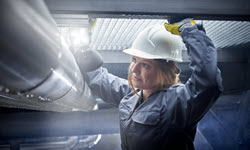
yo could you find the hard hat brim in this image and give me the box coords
[123,48,183,62]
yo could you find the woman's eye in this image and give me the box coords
[132,58,136,63]
[142,63,149,68]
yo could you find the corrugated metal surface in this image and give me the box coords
[202,20,250,49]
[89,18,166,50]
[89,18,250,51]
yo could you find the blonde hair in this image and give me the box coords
[128,60,180,95]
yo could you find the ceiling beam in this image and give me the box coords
[44,0,250,21]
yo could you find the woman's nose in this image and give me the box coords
[131,63,140,74]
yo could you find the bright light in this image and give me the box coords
[93,134,102,144]
[52,69,77,91]
[69,28,89,48]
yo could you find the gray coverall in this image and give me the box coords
[83,25,223,150]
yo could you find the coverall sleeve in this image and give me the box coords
[167,25,223,127]
[83,67,131,107]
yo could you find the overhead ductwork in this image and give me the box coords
[0,0,96,112]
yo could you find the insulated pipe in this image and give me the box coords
[0,0,96,111]
[21,136,80,150]
[0,0,61,91]
[0,109,119,139]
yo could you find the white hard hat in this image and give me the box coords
[123,25,184,62]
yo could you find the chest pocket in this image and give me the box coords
[132,111,160,125]
[119,102,131,120]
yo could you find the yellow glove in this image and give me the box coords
[164,19,196,35]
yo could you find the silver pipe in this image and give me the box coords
[1,135,102,150]
[21,136,79,150]
[0,0,96,111]
[0,109,119,138]
[0,0,61,91]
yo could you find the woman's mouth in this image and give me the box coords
[133,75,141,81]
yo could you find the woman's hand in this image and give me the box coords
[164,18,196,35]
[164,18,206,35]
[74,50,103,73]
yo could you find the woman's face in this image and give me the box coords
[130,56,159,90]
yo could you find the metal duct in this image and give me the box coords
[0,135,103,150]
[0,109,119,139]
[21,136,80,150]
[0,0,96,112]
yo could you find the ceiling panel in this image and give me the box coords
[89,18,250,51]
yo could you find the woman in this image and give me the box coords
[82,20,223,150]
